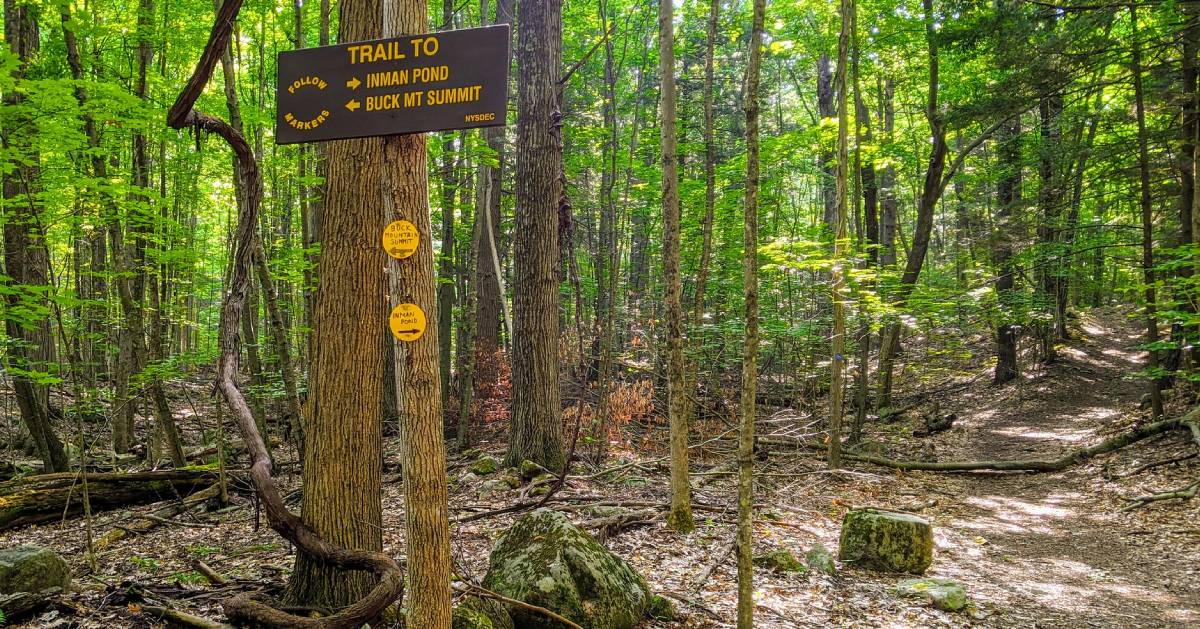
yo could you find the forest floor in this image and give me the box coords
[1,307,1198,628]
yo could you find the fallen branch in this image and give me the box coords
[692,536,736,592]
[0,587,61,621]
[141,605,234,629]
[193,560,228,586]
[95,483,223,549]
[1122,417,1200,511]
[168,3,403,627]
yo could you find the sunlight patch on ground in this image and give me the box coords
[990,427,1095,442]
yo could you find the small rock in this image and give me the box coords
[478,479,512,498]
[805,542,836,575]
[839,507,933,574]
[518,459,547,480]
[471,455,500,476]
[499,474,521,489]
[647,594,677,620]
[753,549,806,573]
[895,577,968,612]
[0,546,71,594]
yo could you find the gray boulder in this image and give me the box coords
[481,508,652,629]
[896,577,968,612]
[839,507,932,574]
[805,542,836,575]
[0,546,70,594]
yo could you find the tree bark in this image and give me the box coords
[828,0,851,469]
[1130,5,1164,420]
[507,0,566,472]
[993,115,1021,385]
[738,0,766,624]
[378,2,453,625]
[285,0,389,609]
[659,0,693,532]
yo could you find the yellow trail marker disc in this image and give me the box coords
[389,303,427,342]
[382,219,420,259]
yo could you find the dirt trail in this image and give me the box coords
[928,310,1199,627]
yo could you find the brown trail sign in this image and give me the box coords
[275,25,509,144]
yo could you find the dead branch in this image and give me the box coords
[1122,417,1200,510]
[95,483,221,549]
[0,587,62,621]
[193,560,228,586]
[141,605,234,629]
[166,3,403,627]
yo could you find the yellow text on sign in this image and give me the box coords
[389,303,427,342]
[382,220,420,259]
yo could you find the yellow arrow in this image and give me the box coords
[346,76,361,90]
[345,99,361,112]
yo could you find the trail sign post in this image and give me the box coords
[275,24,509,144]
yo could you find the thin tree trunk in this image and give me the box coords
[828,0,851,469]
[1131,5,1164,420]
[738,0,766,624]
[660,0,693,532]
[878,0,947,409]
[382,0,452,619]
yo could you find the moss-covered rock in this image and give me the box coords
[499,473,522,489]
[647,594,677,620]
[0,545,70,594]
[471,455,500,476]
[753,549,806,573]
[479,479,513,498]
[895,577,968,612]
[805,542,836,575]
[452,595,514,629]
[481,508,652,629]
[839,508,932,574]
[518,459,548,480]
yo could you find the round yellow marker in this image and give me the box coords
[382,220,420,259]
[389,303,427,342]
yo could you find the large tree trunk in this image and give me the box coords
[506,0,566,472]
[287,0,388,610]
[738,0,766,624]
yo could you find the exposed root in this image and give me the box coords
[1121,479,1200,511]
[1122,417,1200,511]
